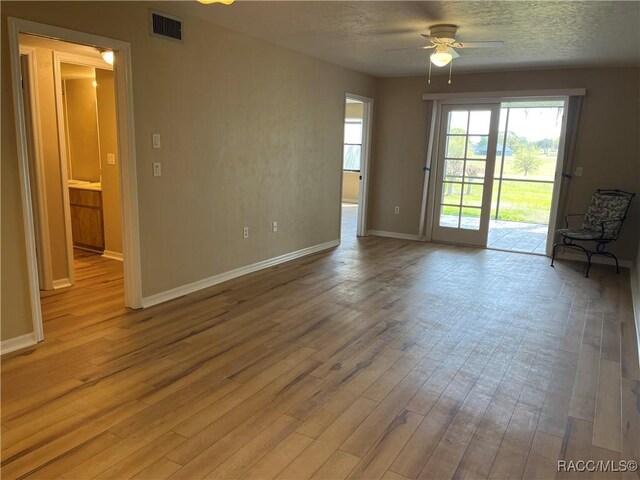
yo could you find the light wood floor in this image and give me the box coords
[2,209,639,480]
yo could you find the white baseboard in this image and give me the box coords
[367,230,421,241]
[1,332,37,355]
[556,251,633,268]
[102,250,123,261]
[52,278,71,289]
[141,239,340,308]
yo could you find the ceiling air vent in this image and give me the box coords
[149,10,183,42]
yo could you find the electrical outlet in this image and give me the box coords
[574,166,583,177]
[394,206,400,214]
[243,227,249,239]
[107,153,116,165]
[152,134,161,149]
[153,162,161,177]
[272,221,278,232]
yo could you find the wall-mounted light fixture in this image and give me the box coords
[101,50,114,65]
[198,0,235,4]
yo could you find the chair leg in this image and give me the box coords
[551,242,559,267]
[596,251,620,274]
[585,252,592,278]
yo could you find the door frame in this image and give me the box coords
[8,18,144,346]
[19,46,54,292]
[341,93,373,238]
[52,50,114,286]
[421,93,582,256]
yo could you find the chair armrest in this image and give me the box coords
[564,213,585,228]
[599,219,623,239]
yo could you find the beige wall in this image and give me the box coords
[64,77,101,182]
[369,68,640,261]
[342,172,360,203]
[95,68,122,255]
[2,2,375,341]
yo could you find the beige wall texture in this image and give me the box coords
[342,172,360,203]
[2,2,375,341]
[369,68,640,262]
[64,77,101,182]
[95,68,123,255]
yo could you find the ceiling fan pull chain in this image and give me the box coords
[428,60,432,84]
[448,62,453,84]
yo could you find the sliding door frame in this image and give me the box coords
[420,90,585,257]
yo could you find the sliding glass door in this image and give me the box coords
[431,103,501,246]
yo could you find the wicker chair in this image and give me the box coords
[551,189,635,277]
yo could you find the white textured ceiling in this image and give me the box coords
[177,1,640,77]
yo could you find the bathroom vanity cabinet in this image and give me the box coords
[69,184,104,252]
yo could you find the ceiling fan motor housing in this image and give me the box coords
[429,24,459,43]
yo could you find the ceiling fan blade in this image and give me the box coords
[385,46,422,52]
[420,34,437,42]
[456,41,505,49]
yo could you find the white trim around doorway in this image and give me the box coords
[19,45,54,292]
[8,18,143,350]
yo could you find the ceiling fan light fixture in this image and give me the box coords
[197,0,235,4]
[430,46,453,67]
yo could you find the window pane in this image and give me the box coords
[343,145,361,171]
[447,111,468,134]
[440,206,460,228]
[466,136,489,159]
[468,111,491,135]
[445,135,467,159]
[494,180,553,224]
[444,159,464,182]
[460,207,481,230]
[442,182,462,206]
[464,160,486,183]
[344,122,362,144]
[462,184,483,207]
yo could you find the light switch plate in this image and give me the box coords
[152,134,161,149]
[574,167,583,177]
[107,154,116,165]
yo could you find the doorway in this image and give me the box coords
[488,100,566,254]
[9,18,143,348]
[19,33,125,335]
[341,94,373,241]
[429,98,568,254]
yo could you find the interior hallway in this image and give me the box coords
[2,222,638,479]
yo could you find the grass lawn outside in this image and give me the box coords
[442,153,556,224]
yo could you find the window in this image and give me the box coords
[343,120,362,171]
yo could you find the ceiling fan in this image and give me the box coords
[416,24,504,84]
[421,24,505,67]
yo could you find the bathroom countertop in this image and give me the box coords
[68,181,102,192]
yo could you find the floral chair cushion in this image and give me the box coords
[581,191,632,239]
